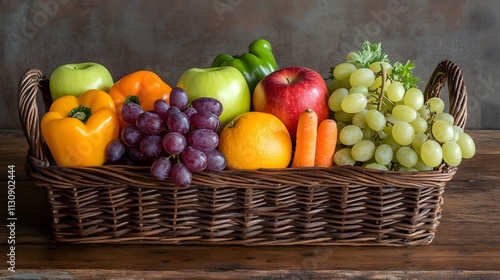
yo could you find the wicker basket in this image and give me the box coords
[18,60,467,246]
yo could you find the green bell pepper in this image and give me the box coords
[211,39,279,94]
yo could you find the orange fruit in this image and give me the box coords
[218,112,292,170]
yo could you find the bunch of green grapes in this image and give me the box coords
[328,42,475,171]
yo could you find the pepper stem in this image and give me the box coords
[69,105,92,124]
[124,95,140,105]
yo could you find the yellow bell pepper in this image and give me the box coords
[41,89,119,167]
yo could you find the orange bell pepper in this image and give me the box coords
[41,89,119,167]
[109,70,172,128]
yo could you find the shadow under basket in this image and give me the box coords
[18,60,467,246]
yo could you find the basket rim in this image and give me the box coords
[25,156,458,190]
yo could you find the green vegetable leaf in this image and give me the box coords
[390,60,421,90]
[351,41,390,68]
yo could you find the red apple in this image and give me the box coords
[252,66,330,141]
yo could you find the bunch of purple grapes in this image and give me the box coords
[105,87,227,187]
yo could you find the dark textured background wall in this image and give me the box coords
[2,0,499,129]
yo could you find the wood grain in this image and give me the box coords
[1,130,499,279]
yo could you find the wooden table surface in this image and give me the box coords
[1,129,499,279]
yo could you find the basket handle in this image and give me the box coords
[424,60,468,129]
[18,69,52,167]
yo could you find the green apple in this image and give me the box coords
[176,66,251,130]
[49,62,114,101]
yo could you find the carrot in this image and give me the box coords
[314,119,338,167]
[292,108,318,167]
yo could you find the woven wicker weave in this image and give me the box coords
[18,60,467,246]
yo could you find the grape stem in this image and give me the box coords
[377,63,387,112]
